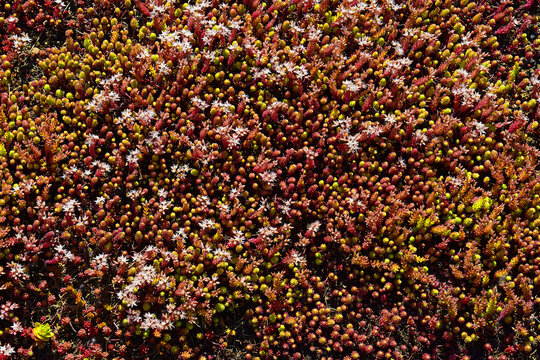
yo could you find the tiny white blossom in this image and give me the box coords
[200,218,216,231]
[11,321,23,333]
[157,61,171,76]
[126,149,141,165]
[127,189,141,200]
[385,114,397,124]
[346,134,361,154]
[173,228,188,243]
[0,343,15,357]
[260,171,277,186]
[10,32,31,49]
[415,129,428,145]
[157,188,168,199]
[63,199,80,214]
[95,196,107,206]
[469,120,488,137]
[158,200,173,212]
[117,255,129,265]
[343,80,362,93]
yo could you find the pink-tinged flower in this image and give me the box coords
[385,113,397,124]
[156,61,171,76]
[0,343,15,358]
[10,322,23,334]
[135,107,156,126]
[199,218,217,231]
[10,32,31,49]
[452,84,480,107]
[0,301,20,320]
[468,120,488,137]
[260,171,278,186]
[345,134,361,154]
[7,263,29,281]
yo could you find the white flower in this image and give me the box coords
[8,262,28,280]
[10,321,23,333]
[149,3,166,18]
[355,36,372,48]
[100,73,122,86]
[227,135,240,150]
[158,200,173,212]
[346,195,365,211]
[234,126,249,137]
[385,114,397,124]
[346,134,361,154]
[173,228,188,243]
[136,47,151,60]
[217,202,231,213]
[191,97,208,110]
[213,247,232,262]
[448,177,463,187]
[289,250,307,267]
[125,309,141,323]
[63,199,80,214]
[333,116,352,130]
[455,69,470,79]
[171,164,190,178]
[200,218,216,231]
[157,188,168,198]
[85,133,100,146]
[63,251,75,262]
[229,186,242,200]
[0,301,19,320]
[94,254,109,270]
[126,149,141,165]
[157,61,171,76]
[415,129,428,145]
[292,44,306,55]
[392,41,404,56]
[253,67,272,80]
[459,32,475,47]
[198,195,211,210]
[117,255,129,265]
[159,29,179,44]
[55,244,66,253]
[307,221,321,234]
[343,80,362,93]
[0,343,15,357]
[95,196,107,206]
[469,120,488,137]
[452,84,480,107]
[260,171,277,186]
[231,229,246,243]
[258,225,277,239]
[10,32,31,49]
[127,189,141,200]
[179,29,194,38]
[306,25,322,41]
[364,124,383,137]
[86,91,120,113]
[136,107,156,124]
[228,18,242,30]
[141,313,159,330]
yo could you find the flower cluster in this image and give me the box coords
[0,0,539,359]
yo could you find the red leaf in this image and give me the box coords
[134,0,151,16]
[495,21,514,35]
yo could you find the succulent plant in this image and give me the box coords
[0,0,538,359]
[32,322,54,342]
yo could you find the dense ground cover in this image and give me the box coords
[0,0,539,359]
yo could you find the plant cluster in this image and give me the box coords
[0,0,539,359]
